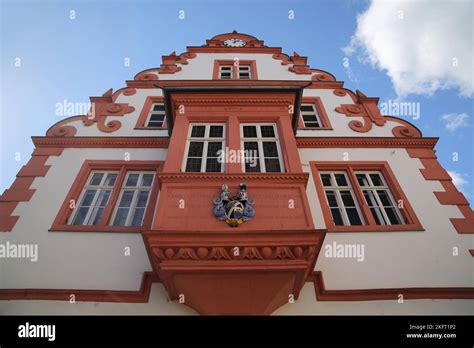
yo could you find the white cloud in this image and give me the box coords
[344,0,473,97]
[440,113,470,131]
[447,171,468,193]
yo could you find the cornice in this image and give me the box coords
[157,172,309,183]
[296,137,438,148]
[32,136,170,148]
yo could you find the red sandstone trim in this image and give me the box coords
[407,148,474,234]
[0,272,159,303]
[0,147,64,232]
[311,271,474,301]
[32,136,170,148]
[296,137,438,148]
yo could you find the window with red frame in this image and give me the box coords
[213,60,257,80]
[311,162,422,231]
[51,161,161,232]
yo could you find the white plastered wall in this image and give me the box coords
[299,147,474,290]
[0,148,167,292]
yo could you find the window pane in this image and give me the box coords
[131,208,145,227]
[188,142,204,157]
[141,174,154,187]
[304,122,320,128]
[96,190,111,207]
[191,125,205,137]
[150,114,165,121]
[245,161,261,172]
[119,191,134,207]
[80,189,96,207]
[385,207,402,225]
[113,208,129,226]
[264,158,281,172]
[340,190,356,207]
[330,208,344,226]
[370,173,384,186]
[357,174,369,187]
[206,158,221,172]
[363,190,378,207]
[136,191,150,208]
[104,173,117,186]
[209,125,223,138]
[89,173,104,186]
[262,142,278,157]
[300,105,314,112]
[148,121,164,127]
[260,125,275,137]
[303,115,318,122]
[377,190,392,206]
[346,208,362,225]
[152,104,165,112]
[325,191,338,207]
[370,207,384,225]
[320,174,332,187]
[243,126,257,138]
[89,207,105,225]
[125,174,139,187]
[185,158,202,172]
[72,207,89,225]
[334,174,348,186]
[207,142,222,157]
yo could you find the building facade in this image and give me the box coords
[0,32,473,315]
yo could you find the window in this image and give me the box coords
[310,162,423,232]
[70,171,118,226]
[51,161,162,232]
[213,60,258,80]
[298,97,331,130]
[241,124,284,173]
[135,96,167,129]
[219,65,233,79]
[183,124,225,172]
[111,172,155,227]
[146,103,166,127]
[355,172,405,225]
[319,172,364,226]
[300,104,322,128]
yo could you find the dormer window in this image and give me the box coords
[213,60,258,80]
[135,97,167,129]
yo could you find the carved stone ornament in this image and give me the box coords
[213,183,254,227]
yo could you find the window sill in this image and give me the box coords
[326,224,424,233]
[49,225,145,233]
[299,127,333,131]
[134,126,167,130]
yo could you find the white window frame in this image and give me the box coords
[145,103,166,128]
[238,65,251,79]
[69,170,118,226]
[300,103,322,128]
[218,65,233,79]
[182,123,226,173]
[110,171,155,227]
[319,171,365,226]
[240,123,285,173]
[355,171,405,225]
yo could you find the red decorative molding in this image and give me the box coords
[0,148,64,232]
[50,160,163,233]
[112,87,137,102]
[32,136,170,148]
[311,271,474,301]
[135,96,167,130]
[272,52,312,74]
[311,71,336,82]
[47,89,135,137]
[407,148,473,233]
[133,51,197,77]
[310,161,423,232]
[296,137,438,149]
[0,272,158,303]
[469,249,474,257]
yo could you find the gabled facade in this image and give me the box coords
[0,32,473,315]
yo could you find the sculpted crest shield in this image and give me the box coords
[213,183,255,227]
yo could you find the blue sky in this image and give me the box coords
[1,0,472,203]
